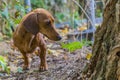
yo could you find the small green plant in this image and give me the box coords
[0,56,10,73]
[17,67,23,73]
[61,41,83,52]
[96,9,102,17]
[81,40,93,46]
[61,40,92,52]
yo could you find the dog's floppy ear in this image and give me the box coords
[23,13,39,35]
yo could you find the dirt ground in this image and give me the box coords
[0,39,91,80]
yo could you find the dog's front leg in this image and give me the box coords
[38,41,48,71]
[21,52,30,70]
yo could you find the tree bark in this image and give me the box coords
[83,0,120,80]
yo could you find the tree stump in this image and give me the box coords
[82,0,120,80]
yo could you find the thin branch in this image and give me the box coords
[72,0,95,28]
[101,0,105,8]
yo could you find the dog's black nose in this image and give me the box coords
[57,35,62,40]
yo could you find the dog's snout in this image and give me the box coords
[57,35,62,40]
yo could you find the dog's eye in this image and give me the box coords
[45,20,51,25]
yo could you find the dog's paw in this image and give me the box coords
[39,64,48,71]
[23,65,30,70]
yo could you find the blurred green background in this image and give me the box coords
[0,0,103,38]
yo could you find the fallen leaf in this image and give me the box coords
[47,49,56,54]
[62,27,68,34]
[9,64,18,73]
[13,60,18,64]
[47,49,61,57]
[34,50,39,56]
[63,54,68,60]
[53,52,60,57]
[86,53,92,60]
[47,44,53,48]
[17,56,23,59]
[79,26,87,31]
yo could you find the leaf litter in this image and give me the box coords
[0,38,92,80]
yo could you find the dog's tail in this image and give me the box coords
[10,25,14,32]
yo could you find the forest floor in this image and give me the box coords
[0,35,92,80]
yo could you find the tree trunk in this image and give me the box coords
[83,0,120,80]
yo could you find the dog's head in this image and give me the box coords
[22,8,61,41]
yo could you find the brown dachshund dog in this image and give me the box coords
[13,8,62,71]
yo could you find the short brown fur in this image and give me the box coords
[13,8,61,71]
